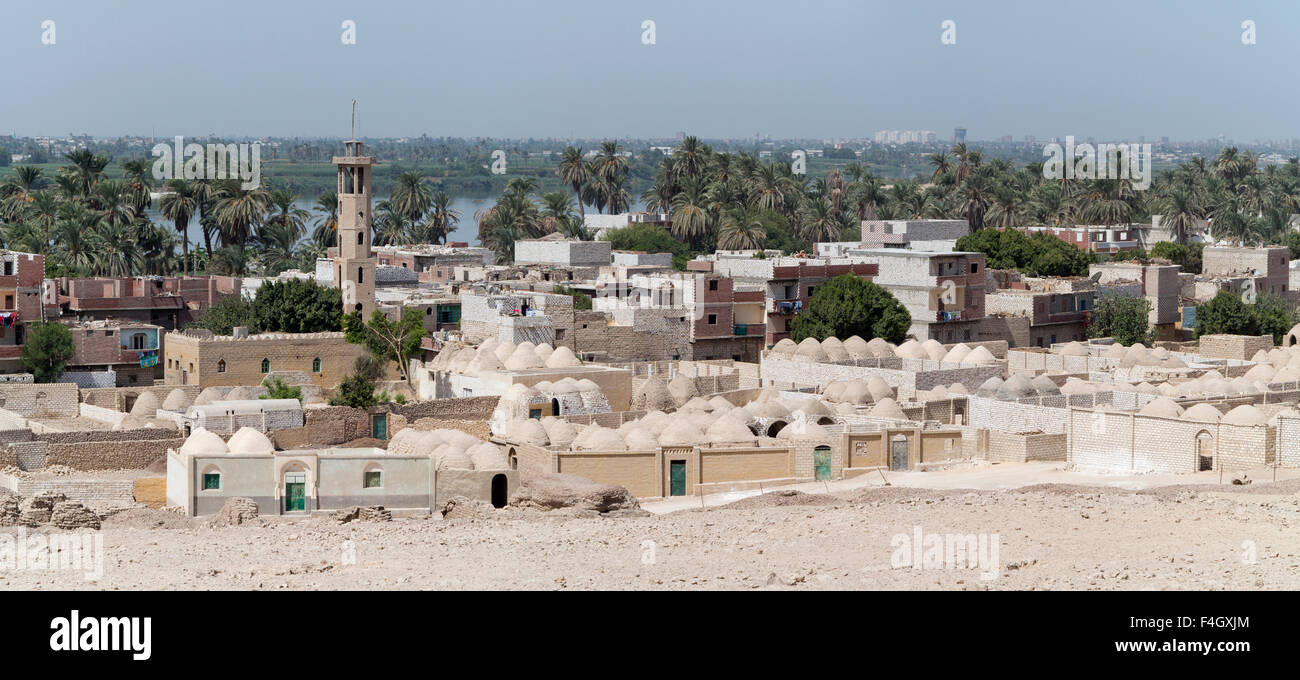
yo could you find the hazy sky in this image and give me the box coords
[2,0,1297,141]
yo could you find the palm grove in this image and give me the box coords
[0,153,463,278]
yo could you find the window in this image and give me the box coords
[555,328,565,340]
[357,232,364,245]
[357,267,364,284]
[707,314,718,325]
[202,473,221,490]
[708,280,718,291]
[364,471,383,489]
[528,408,542,420]
[217,360,226,373]
[970,263,978,274]
[3,295,11,308]
[260,358,270,373]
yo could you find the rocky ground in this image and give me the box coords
[2,476,1298,590]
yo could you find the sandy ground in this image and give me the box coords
[2,462,1298,591]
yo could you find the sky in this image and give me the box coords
[1,0,1297,142]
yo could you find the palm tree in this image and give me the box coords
[159,179,199,274]
[592,141,628,185]
[928,148,953,180]
[672,136,708,180]
[417,191,460,245]
[795,196,844,243]
[1153,186,1203,245]
[390,171,433,223]
[64,149,110,198]
[717,206,766,250]
[121,158,153,218]
[670,178,711,247]
[90,180,135,230]
[556,146,590,221]
[212,180,269,249]
[540,191,578,236]
[91,221,142,276]
[311,190,339,247]
[958,172,992,232]
[255,220,304,275]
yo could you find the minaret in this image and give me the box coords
[333,131,376,318]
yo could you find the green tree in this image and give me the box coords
[1195,290,1257,337]
[252,279,342,333]
[789,275,911,344]
[1087,293,1153,346]
[342,309,425,384]
[955,228,1093,277]
[187,293,255,335]
[1252,293,1299,345]
[330,373,378,408]
[553,284,592,311]
[602,222,692,270]
[20,322,76,383]
[261,376,303,402]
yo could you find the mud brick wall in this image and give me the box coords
[44,437,184,470]
[0,383,79,417]
[389,396,499,421]
[133,477,167,508]
[1197,335,1273,361]
[36,429,182,444]
[10,478,136,508]
[80,385,202,411]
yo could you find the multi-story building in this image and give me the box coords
[60,320,164,387]
[1199,246,1291,300]
[1089,260,1183,337]
[816,220,972,256]
[370,243,494,283]
[50,275,240,329]
[981,276,1142,348]
[163,328,369,388]
[1020,225,1142,254]
[856,249,986,343]
[0,250,46,372]
[699,254,878,346]
[591,271,766,362]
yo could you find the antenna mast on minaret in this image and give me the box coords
[350,99,357,140]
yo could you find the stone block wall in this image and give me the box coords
[1196,335,1274,361]
[0,383,79,417]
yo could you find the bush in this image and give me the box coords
[252,279,342,333]
[603,222,693,270]
[1087,293,1153,346]
[553,285,592,311]
[955,228,1093,277]
[330,373,377,408]
[20,322,76,383]
[789,275,911,344]
[1196,290,1298,344]
[260,377,303,402]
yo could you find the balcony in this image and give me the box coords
[733,323,763,336]
[769,299,803,315]
[935,310,962,322]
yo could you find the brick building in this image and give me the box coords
[1020,224,1143,254]
[0,250,46,372]
[50,275,241,329]
[701,255,879,346]
[856,249,986,343]
[163,329,370,388]
[60,320,163,387]
[370,244,494,283]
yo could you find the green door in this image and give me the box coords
[371,414,387,440]
[814,446,832,481]
[285,482,305,512]
[669,461,686,497]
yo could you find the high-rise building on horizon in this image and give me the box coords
[953,127,967,143]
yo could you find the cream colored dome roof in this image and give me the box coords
[1182,403,1223,422]
[1139,397,1184,418]
[895,339,925,359]
[545,346,581,368]
[771,338,798,356]
[621,426,660,450]
[869,397,907,420]
[129,391,160,416]
[466,442,509,470]
[179,427,228,456]
[161,388,192,411]
[1221,404,1267,426]
[227,426,274,456]
[793,337,827,361]
[843,335,870,358]
[962,346,997,365]
[658,419,705,446]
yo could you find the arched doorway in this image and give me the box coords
[766,420,787,437]
[508,448,518,470]
[491,474,508,508]
[817,417,835,426]
[1196,431,1214,472]
[281,463,310,513]
[551,398,560,417]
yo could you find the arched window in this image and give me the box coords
[357,231,364,245]
[201,466,222,491]
[363,464,383,489]
[357,267,364,284]
[260,358,270,373]
[312,357,322,373]
[217,359,226,373]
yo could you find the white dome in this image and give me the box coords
[161,389,191,411]
[179,427,228,456]
[545,345,582,368]
[129,391,160,416]
[962,346,997,365]
[540,418,578,448]
[942,343,972,363]
[621,427,659,449]
[658,419,705,447]
[467,442,509,470]
[509,418,550,446]
[793,337,828,362]
[770,338,798,356]
[1182,403,1223,422]
[843,335,870,358]
[895,339,925,359]
[227,426,274,456]
[869,397,907,420]
[1221,404,1267,426]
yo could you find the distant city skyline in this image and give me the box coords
[2,0,1298,141]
